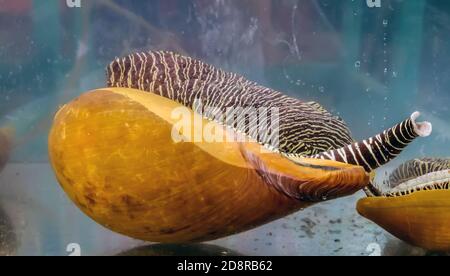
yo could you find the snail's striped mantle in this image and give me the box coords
[379,158,450,197]
[107,50,432,174]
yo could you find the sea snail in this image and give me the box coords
[48,51,431,243]
[358,158,450,252]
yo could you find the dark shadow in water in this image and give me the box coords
[117,243,243,256]
[0,204,17,256]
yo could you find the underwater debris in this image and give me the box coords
[0,204,17,256]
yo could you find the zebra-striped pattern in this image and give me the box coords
[107,51,353,156]
[385,181,450,198]
[389,158,450,188]
[106,50,431,172]
[311,116,426,172]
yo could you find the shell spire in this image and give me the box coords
[311,112,432,172]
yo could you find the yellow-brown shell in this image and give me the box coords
[0,127,13,172]
[48,87,369,243]
[357,189,450,252]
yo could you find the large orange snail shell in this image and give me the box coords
[357,189,450,252]
[48,87,368,243]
